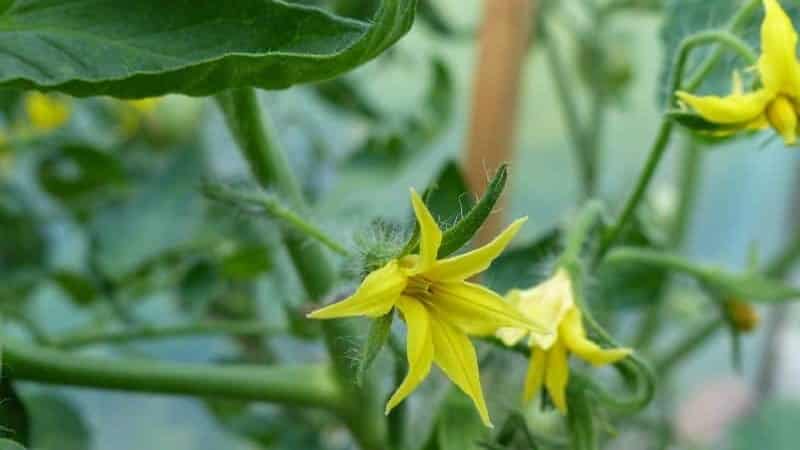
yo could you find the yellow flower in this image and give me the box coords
[724,298,759,333]
[497,269,631,414]
[309,189,547,427]
[676,0,800,145]
[24,92,70,131]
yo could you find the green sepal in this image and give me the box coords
[437,164,508,257]
[666,109,743,133]
[355,311,395,387]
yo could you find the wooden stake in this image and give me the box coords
[464,0,536,244]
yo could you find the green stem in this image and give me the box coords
[204,183,349,256]
[595,119,673,262]
[654,317,724,373]
[216,87,386,449]
[682,0,761,93]
[3,339,343,412]
[670,136,703,247]
[766,235,800,277]
[596,30,757,262]
[560,203,656,414]
[542,24,593,199]
[50,321,281,350]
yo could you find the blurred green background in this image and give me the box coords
[2,0,800,449]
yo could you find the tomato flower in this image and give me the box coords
[497,269,631,413]
[676,0,800,144]
[309,189,548,427]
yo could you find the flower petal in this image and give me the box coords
[430,314,493,427]
[766,95,798,144]
[307,261,406,319]
[429,281,546,336]
[675,89,773,124]
[515,270,575,350]
[559,309,632,366]
[523,347,547,403]
[410,189,443,272]
[423,218,527,281]
[496,290,530,346]
[759,0,800,93]
[544,339,569,414]
[386,296,434,414]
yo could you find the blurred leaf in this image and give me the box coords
[594,218,668,310]
[729,400,800,450]
[313,77,382,120]
[435,391,489,450]
[0,379,29,446]
[91,147,205,281]
[179,260,223,314]
[437,164,506,258]
[424,161,473,226]
[418,0,466,37]
[0,0,417,97]
[24,394,89,450]
[37,145,126,211]
[0,188,45,270]
[219,244,272,281]
[0,440,27,450]
[485,228,561,294]
[50,270,98,305]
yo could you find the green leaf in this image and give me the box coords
[729,400,800,450]
[437,164,507,257]
[50,270,98,305]
[0,440,27,450]
[37,146,127,210]
[91,147,204,281]
[0,379,29,446]
[424,160,473,227]
[219,244,273,281]
[356,311,394,387]
[24,394,90,450]
[435,391,489,450]
[0,0,418,97]
[485,228,561,294]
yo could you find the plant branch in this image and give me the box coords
[3,339,344,412]
[50,321,281,350]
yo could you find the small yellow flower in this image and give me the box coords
[126,98,161,114]
[309,189,547,427]
[497,269,631,414]
[24,92,70,131]
[676,0,800,145]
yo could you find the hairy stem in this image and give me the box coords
[216,87,386,450]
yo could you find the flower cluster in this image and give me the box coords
[309,191,630,425]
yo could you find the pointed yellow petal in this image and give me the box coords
[429,281,546,336]
[759,0,800,92]
[410,189,442,272]
[544,339,569,414]
[386,296,434,414]
[424,218,527,281]
[559,309,631,366]
[676,89,773,124]
[766,96,798,144]
[523,348,547,403]
[429,314,493,427]
[308,261,406,319]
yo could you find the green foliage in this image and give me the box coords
[0,0,418,97]
[23,394,90,450]
[356,311,394,386]
[433,391,489,450]
[486,228,561,294]
[0,441,26,450]
[729,400,800,450]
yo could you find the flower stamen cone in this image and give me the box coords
[309,189,549,427]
